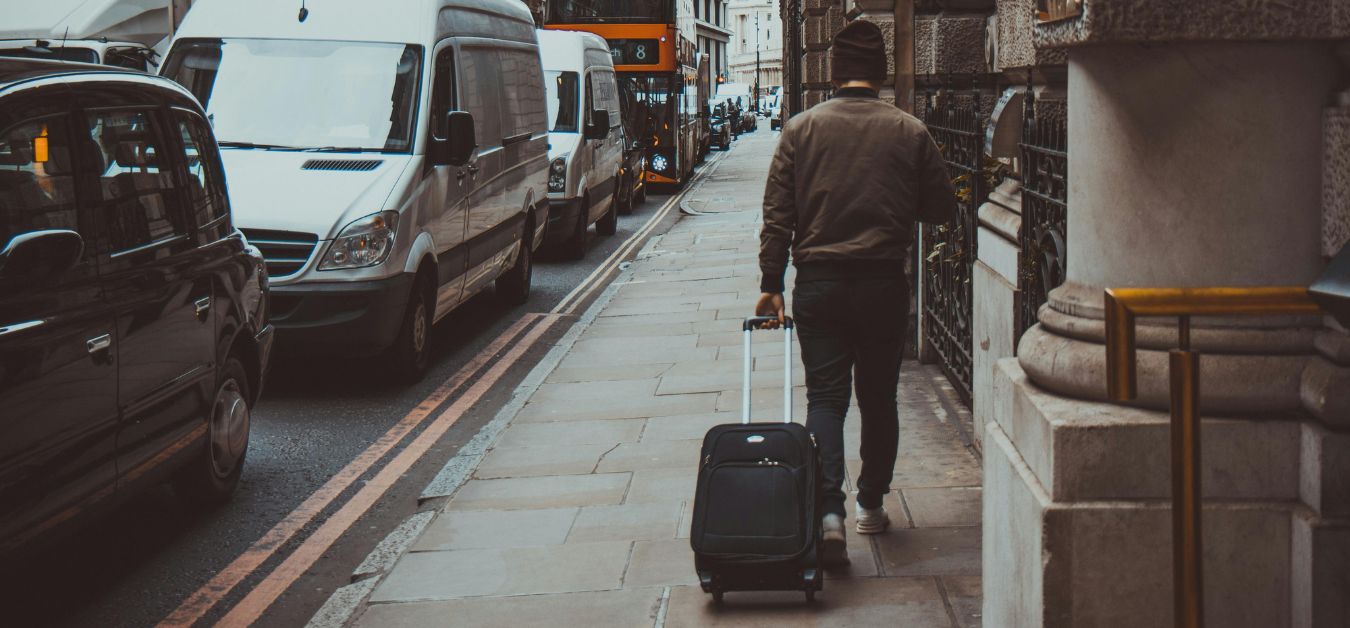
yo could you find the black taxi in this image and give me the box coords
[0,59,272,555]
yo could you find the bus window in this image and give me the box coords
[547,0,672,23]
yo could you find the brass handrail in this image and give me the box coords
[1103,286,1322,628]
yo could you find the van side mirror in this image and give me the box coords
[0,230,83,280]
[430,111,476,167]
[585,110,610,141]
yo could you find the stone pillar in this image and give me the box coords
[971,0,1068,450]
[983,8,1350,628]
[801,0,846,109]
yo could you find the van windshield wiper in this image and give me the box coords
[302,146,384,153]
[219,141,306,151]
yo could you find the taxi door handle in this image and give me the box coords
[87,334,112,355]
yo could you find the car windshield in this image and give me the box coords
[545,70,579,133]
[162,38,422,153]
[0,46,98,64]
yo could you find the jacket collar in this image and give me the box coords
[834,86,879,99]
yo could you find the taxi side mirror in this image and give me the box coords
[0,230,83,280]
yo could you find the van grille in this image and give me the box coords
[301,159,383,172]
[240,228,319,279]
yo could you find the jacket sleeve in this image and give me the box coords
[759,121,797,293]
[915,130,959,225]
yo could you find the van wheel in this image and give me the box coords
[617,175,634,215]
[174,357,251,508]
[496,226,533,306]
[565,196,588,260]
[389,277,433,383]
[597,199,617,236]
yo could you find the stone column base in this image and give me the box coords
[984,359,1350,628]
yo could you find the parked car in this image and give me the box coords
[617,136,647,214]
[0,59,272,557]
[539,29,622,259]
[162,0,550,382]
[709,103,732,150]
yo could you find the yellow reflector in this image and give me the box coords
[34,126,49,163]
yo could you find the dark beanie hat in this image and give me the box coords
[831,20,887,82]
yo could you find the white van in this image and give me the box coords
[538,29,623,260]
[0,39,158,71]
[0,0,169,71]
[162,0,550,381]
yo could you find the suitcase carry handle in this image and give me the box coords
[742,316,794,425]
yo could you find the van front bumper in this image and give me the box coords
[545,197,583,245]
[268,274,415,357]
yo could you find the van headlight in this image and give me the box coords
[319,211,399,270]
[549,156,567,193]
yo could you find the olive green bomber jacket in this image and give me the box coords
[759,89,958,293]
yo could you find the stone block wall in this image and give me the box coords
[915,13,989,75]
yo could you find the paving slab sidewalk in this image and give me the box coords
[329,130,983,628]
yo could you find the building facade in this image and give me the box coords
[694,0,733,83]
[727,0,783,91]
[781,1,1349,625]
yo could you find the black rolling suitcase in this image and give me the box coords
[690,316,822,603]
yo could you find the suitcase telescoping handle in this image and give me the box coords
[742,316,794,425]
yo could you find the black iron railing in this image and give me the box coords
[1017,87,1068,339]
[921,92,984,403]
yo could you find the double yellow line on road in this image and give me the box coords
[160,149,728,628]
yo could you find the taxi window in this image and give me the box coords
[0,115,82,251]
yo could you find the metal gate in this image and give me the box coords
[920,94,984,403]
[1017,88,1068,338]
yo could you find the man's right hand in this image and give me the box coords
[755,292,786,329]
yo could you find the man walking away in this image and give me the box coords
[755,20,958,566]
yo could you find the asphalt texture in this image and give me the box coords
[0,156,721,627]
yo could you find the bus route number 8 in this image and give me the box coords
[633,43,648,62]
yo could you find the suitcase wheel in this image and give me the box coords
[712,590,725,604]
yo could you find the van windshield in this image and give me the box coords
[545,71,579,133]
[0,46,98,64]
[163,38,422,153]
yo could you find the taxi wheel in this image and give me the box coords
[174,357,251,508]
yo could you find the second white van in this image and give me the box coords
[538,29,624,260]
[163,0,550,382]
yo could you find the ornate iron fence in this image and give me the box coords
[1017,88,1068,338]
[921,93,983,403]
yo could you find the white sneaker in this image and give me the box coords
[855,503,890,535]
[821,514,849,566]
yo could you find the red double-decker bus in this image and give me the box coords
[544,0,708,186]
